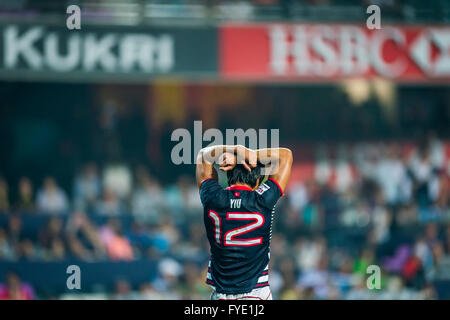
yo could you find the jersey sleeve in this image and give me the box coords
[199,178,229,208]
[255,178,283,209]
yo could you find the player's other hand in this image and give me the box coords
[219,152,236,172]
[235,146,257,172]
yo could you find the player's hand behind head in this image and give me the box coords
[219,152,237,172]
[235,146,257,172]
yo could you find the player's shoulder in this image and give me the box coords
[199,178,229,208]
[255,178,283,196]
[200,177,219,189]
[254,179,283,209]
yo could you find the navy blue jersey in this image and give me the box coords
[200,178,283,294]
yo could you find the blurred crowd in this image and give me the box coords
[272,136,450,300]
[0,136,450,300]
[1,0,448,22]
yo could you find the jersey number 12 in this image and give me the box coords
[208,211,264,247]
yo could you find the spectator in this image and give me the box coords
[36,177,69,214]
[375,147,409,205]
[178,262,211,299]
[408,145,440,209]
[95,188,124,217]
[103,164,133,200]
[99,219,134,261]
[0,228,15,260]
[66,211,106,260]
[73,163,101,211]
[0,178,9,212]
[0,272,35,300]
[7,215,23,247]
[18,239,39,261]
[112,279,137,300]
[151,258,183,299]
[165,175,202,223]
[15,177,34,212]
[137,283,164,300]
[38,217,64,249]
[131,174,164,224]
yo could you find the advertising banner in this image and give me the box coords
[1,22,449,83]
[220,23,450,82]
[0,24,217,81]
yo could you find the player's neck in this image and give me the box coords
[233,182,255,191]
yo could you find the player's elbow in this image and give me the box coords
[197,148,213,165]
[196,149,204,163]
[282,148,293,165]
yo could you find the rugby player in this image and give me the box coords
[196,145,293,300]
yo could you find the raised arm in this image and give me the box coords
[256,148,293,194]
[195,145,255,188]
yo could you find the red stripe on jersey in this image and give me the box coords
[199,177,215,189]
[255,282,269,287]
[268,178,284,196]
[226,185,253,191]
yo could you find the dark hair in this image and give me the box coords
[227,164,262,188]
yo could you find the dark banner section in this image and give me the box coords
[0,24,217,81]
[0,260,157,295]
[2,300,446,319]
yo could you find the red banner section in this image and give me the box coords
[220,23,450,82]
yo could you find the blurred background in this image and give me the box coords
[0,0,450,300]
